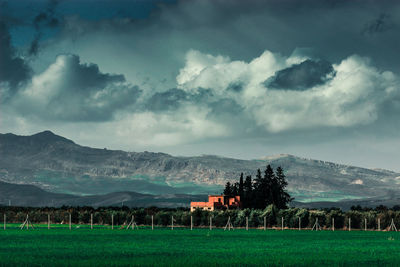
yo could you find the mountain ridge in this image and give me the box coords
[1,131,400,203]
[3,131,397,173]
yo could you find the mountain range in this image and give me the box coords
[1,131,400,208]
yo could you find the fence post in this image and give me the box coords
[3,214,5,230]
[281,217,284,230]
[191,216,193,230]
[91,214,93,230]
[378,218,381,231]
[210,216,212,231]
[151,215,154,230]
[69,213,71,230]
[246,217,248,231]
[264,217,266,231]
[348,218,351,231]
[332,218,335,231]
[298,217,301,230]
[112,214,114,230]
[365,218,367,231]
[48,214,50,230]
[172,216,174,230]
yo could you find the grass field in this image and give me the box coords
[1,225,400,266]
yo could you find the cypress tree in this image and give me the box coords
[275,166,292,209]
[254,166,265,207]
[232,182,239,196]
[238,173,244,198]
[223,182,232,196]
[243,175,253,208]
[265,165,277,207]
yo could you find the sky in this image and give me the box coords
[1,0,400,171]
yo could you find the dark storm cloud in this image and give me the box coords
[265,60,335,91]
[145,87,214,112]
[0,21,31,97]
[145,87,243,118]
[362,13,395,35]
[29,0,60,56]
[146,88,188,111]
[55,54,125,90]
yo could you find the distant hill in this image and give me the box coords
[0,180,206,208]
[1,131,400,204]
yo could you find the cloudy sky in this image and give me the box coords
[1,0,400,170]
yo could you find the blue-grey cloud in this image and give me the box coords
[226,82,244,93]
[208,98,243,116]
[265,60,335,91]
[0,21,31,99]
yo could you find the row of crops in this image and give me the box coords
[1,205,400,230]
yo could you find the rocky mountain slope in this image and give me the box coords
[1,131,400,203]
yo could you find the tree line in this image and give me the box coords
[223,165,292,209]
[2,205,400,230]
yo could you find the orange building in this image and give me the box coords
[190,195,241,211]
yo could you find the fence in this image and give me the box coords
[1,211,399,231]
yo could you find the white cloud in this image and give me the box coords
[177,50,285,98]
[177,50,399,132]
[2,52,234,149]
[176,50,231,87]
[2,46,399,152]
[12,54,140,122]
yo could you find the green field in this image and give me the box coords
[1,225,400,266]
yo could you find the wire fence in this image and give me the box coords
[2,212,399,232]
